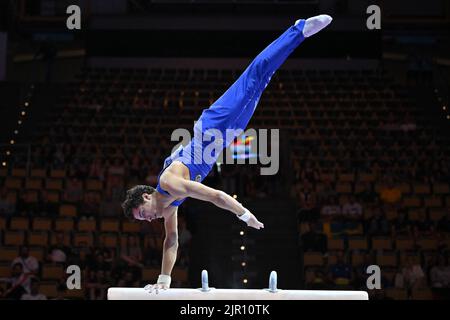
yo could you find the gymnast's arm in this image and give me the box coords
[160,172,264,229]
[161,206,179,282]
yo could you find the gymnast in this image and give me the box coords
[121,15,333,292]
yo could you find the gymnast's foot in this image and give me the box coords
[295,14,333,37]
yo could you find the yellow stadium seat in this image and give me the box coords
[348,237,368,250]
[25,178,43,190]
[30,168,46,178]
[413,184,431,195]
[303,252,324,267]
[0,217,5,230]
[29,247,44,261]
[46,178,63,190]
[28,232,49,246]
[424,196,443,208]
[9,217,29,230]
[142,268,160,281]
[100,219,120,232]
[416,238,438,251]
[0,247,19,261]
[4,231,25,246]
[32,217,52,231]
[385,288,408,300]
[0,263,10,277]
[59,204,78,217]
[49,234,71,248]
[50,169,66,178]
[327,238,345,251]
[411,288,433,300]
[40,282,58,298]
[42,264,64,280]
[376,252,397,267]
[403,196,421,208]
[5,177,22,189]
[86,179,103,191]
[100,233,118,248]
[372,237,392,250]
[122,221,141,233]
[172,267,188,282]
[73,233,94,247]
[78,219,97,232]
[399,252,421,265]
[336,182,352,194]
[395,238,415,250]
[47,191,60,203]
[54,218,74,231]
[12,168,26,177]
[433,183,449,194]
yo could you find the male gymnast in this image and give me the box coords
[121,15,333,292]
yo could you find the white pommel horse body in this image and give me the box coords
[108,270,369,300]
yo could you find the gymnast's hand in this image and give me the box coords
[144,283,169,294]
[243,211,264,230]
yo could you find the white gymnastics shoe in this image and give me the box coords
[295,14,333,38]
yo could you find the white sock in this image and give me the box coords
[295,14,333,38]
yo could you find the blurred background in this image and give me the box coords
[0,0,449,300]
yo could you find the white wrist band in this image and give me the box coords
[238,209,251,222]
[157,274,171,287]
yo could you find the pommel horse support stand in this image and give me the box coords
[108,270,369,300]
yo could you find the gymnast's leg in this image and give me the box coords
[195,15,333,144]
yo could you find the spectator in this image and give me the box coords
[11,246,39,279]
[329,251,352,288]
[430,255,450,289]
[47,232,72,264]
[301,222,327,253]
[0,187,15,216]
[20,278,47,300]
[320,196,342,220]
[0,263,28,300]
[297,180,319,221]
[63,176,84,203]
[395,257,426,290]
[412,210,434,239]
[367,208,390,236]
[342,195,363,220]
[392,209,412,237]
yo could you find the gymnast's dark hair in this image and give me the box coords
[121,185,155,219]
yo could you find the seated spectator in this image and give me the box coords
[430,255,450,289]
[47,232,72,264]
[301,222,327,253]
[395,257,426,290]
[342,195,363,220]
[63,176,84,203]
[79,191,100,218]
[320,196,342,220]
[0,263,28,300]
[20,278,47,300]
[297,180,319,221]
[329,251,353,287]
[366,208,390,236]
[120,235,143,268]
[0,187,15,216]
[437,212,450,235]
[412,210,434,239]
[378,179,402,204]
[11,246,39,286]
[392,209,412,237]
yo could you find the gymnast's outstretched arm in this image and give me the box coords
[160,172,264,230]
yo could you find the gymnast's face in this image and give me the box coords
[132,193,160,222]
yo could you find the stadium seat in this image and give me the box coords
[29,247,45,261]
[42,264,64,280]
[12,168,26,177]
[376,251,397,267]
[142,268,160,282]
[0,247,19,262]
[395,238,415,250]
[28,231,49,246]
[32,217,52,231]
[54,218,75,231]
[50,169,66,178]
[385,288,408,300]
[25,178,43,190]
[348,237,368,251]
[73,232,94,247]
[78,219,97,232]
[40,281,58,298]
[9,217,30,230]
[4,231,25,246]
[327,238,345,251]
[411,288,433,300]
[30,168,46,178]
[303,252,324,267]
[5,177,22,189]
[0,263,10,277]
[122,221,141,233]
[372,237,392,250]
[59,204,78,217]
[100,219,120,232]
[99,233,118,248]
[46,178,63,190]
